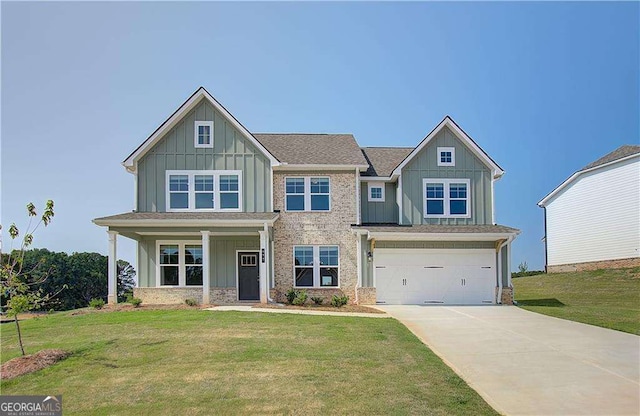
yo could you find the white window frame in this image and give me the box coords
[292,245,340,288]
[422,178,471,218]
[156,240,203,287]
[367,183,386,202]
[194,121,214,148]
[166,170,242,212]
[284,176,331,212]
[437,147,456,167]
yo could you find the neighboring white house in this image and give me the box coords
[538,145,640,272]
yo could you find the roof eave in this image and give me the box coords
[274,164,370,171]
[92,216,279,228]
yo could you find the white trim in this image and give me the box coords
[133,171,138,212]
[538,153,640,207]
[274,164,369,171]
[155,240,202,287]
[107,230,118,305]
[356,234,362,304]
[423,178,471,218]
[292,245,340,289]
[123,87,280,172]
[367,182,386,202]
[437,147,456,167]
[201,231,210,304]
[359,176,395,182]
[355,168,361,225]
[194,120,214,148]
[93,218,278,227]
[137,231,258,236]
[235,249,260,302]
[491,179,496,224]
[165,170,243,212]
[391,116,504,179]
[366,231,517,242]
[284,176,331,212]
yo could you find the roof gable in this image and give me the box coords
[122,87,280,172]
[391,116,504,179]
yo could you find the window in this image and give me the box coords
[285,177,330,211]
[367,183,386,202]
[437,147,455,167]
[158,242,203,286]
[166,170,242,211]
[293,245,339,288]
[423,178,470,218]
[194,121,214,148]
[240,254,258,267]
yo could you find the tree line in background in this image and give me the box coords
[1,248,135,311]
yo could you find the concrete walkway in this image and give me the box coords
[205,305,389,318]
[376,305,640,416]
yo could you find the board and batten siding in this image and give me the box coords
[401,126,493,225]
[545,157,640,266]
[137,99,272,212]
[360,182,398,223]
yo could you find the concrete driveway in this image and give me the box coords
[376,305,639,416]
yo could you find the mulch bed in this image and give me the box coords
[1,349,70,380]
[69,303,208,315]
[253,303,385,314]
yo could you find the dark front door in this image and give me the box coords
[238,252,259,301]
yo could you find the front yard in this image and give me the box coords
[1,309,497,415]
[513,267,640,335]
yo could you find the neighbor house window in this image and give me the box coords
[437,147,455,167]
[167,170,242,211]
[423,178,470,218]
[194,121,214,148]
[158,242,203,286]
[285,177,330,211]
[367,183,385,202]
[293,245,339,288]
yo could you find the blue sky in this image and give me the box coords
[2,2,638,271]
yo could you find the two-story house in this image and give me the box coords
[94,87,519,306]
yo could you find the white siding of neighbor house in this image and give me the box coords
[545,157,640,266]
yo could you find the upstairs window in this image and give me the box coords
[194,121,214,148]
[423,178,470,218]
[167,170,242,211]
[367,183,385,202]
[437,147,455,167]
[285,177,330,212]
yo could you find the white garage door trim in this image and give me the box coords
[373,248,497,305]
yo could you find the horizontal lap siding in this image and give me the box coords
[137,99,271,212]
[401,126,492,225]
[546,158,640,265]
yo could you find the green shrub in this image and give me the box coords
[311,296,324,305]
[89,298,105,309]
[292,290,308,306]
[185,298,198,307]
[285,288,299,305]
[129,297,142,308]
[331,294,349,307]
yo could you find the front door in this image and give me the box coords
[238,252,260,301]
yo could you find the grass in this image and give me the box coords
[513,267,640,335]
[1,310,497,415]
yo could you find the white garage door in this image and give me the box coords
[374,249,496,305]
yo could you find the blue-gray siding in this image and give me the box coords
[360,182,398,223]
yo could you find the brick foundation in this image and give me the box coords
[356,287,377,305]
[547,257,640,273]
[500,287,514,305]
[133,287,238,305]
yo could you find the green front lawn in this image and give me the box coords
[513,267,640,335]
[1,310,497,415]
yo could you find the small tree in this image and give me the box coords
[518,261,529,274]
[1,200,56,355]
[117,260,136,302]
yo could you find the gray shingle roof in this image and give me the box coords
[353,224,520,234]
[94,211,279,223]
[254,134,368,166]
[360,147,414,177]
[582,145,640,170]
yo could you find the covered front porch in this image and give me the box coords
[93,212,278,305]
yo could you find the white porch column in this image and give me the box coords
[107,230,118,305]
[201,231,210,305]
[258,227,268,303]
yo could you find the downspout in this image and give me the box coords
[496,235,514,304]
[355,231,362,304]
[542,206,548,274]
[264,223,275,303]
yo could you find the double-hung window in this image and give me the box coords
[285,177,330,211]
[423,178,470,218]
[194,121,214,148]
[158,242,203,286]
[293,245,339,288]
[167,170,242,211]
[367,183,385,202]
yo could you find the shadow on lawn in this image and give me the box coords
[518,298,565,307]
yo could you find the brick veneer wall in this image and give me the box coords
[356,287,377,305]
[133,287,237,305]
[547,257,640,273]
[272,171,359,304]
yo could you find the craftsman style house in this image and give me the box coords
[94,87,519,306]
